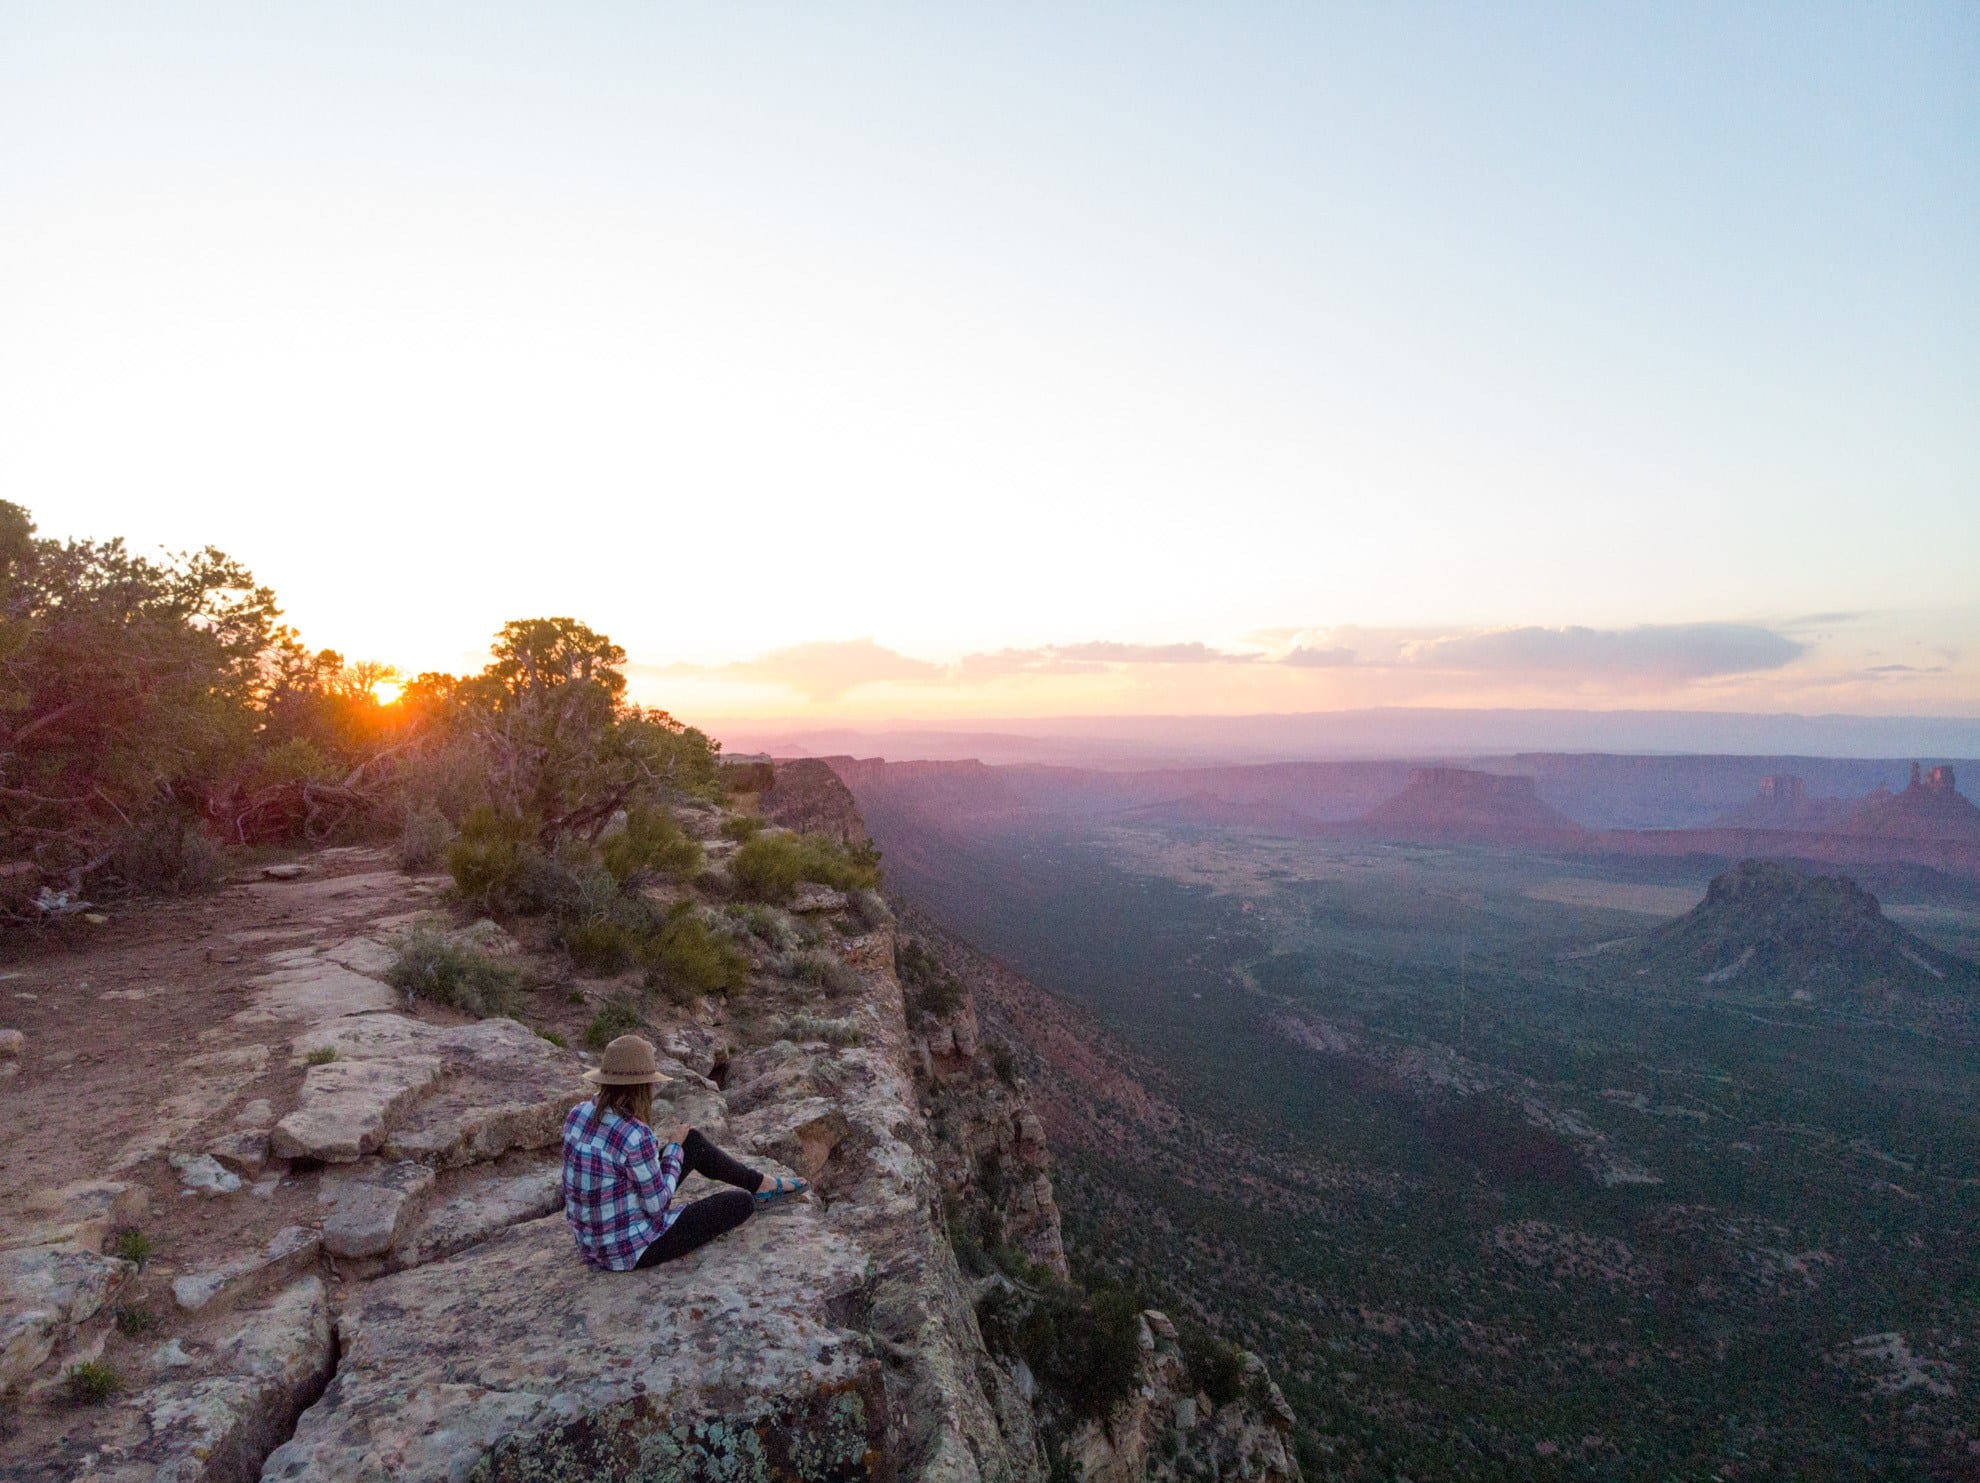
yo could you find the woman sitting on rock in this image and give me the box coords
[562,1034,807,1271]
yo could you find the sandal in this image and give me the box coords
[755,1174,809,1206]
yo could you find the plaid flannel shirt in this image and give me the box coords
[561,1101,684,1271]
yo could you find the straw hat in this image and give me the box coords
[581,1034,674,1087]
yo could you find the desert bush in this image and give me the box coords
[781,1012,864,1047]
[987,1038,1019,1086]
[852,887,894,929]
[730,831,881,903]
[1180,1327,1248,1407]
[65,1361,122,1406]
[537,1027,568,1048]
[305,1047,338,1066]
[113,1303,159,1337]
[1016,1283,1145,1422]
[445,806,537,913]
[793,951,862,996]
[600,805,702,885]
[398,805,455,873]
[720,814,764,842]
[898,936,965,1020]
[583,995,643,1050]
[110,1229,154,1267]
[107,809,223,895]
[385,927,524,1016]
[648,905,751,998]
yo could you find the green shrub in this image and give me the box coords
[601,805,702,885]
[65,1361,122,1406]
[110,1229,154,1267]
[445,806,537,913]
[398,805,455,873]
[1181,1327,1247,1407]
[987,1038,1019,1086]
[113,1303,159,1337]
[720,814,764,842]
[899,937,965,1020]
[648,905,750,998]
[305,1047,338,1066]
[537,1028,568,1048]
[583,995,643,1050]
[385,927,524,1016]
[560,914,640,975]
[731,831,881,903]
[1015,1283,1146,1422]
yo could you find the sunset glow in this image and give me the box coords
[2,6,1973,730]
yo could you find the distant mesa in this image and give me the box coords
[1355,767,1583,845]
[1626,858,1975,1005]
[1844,763,1980,843]
[1712,773,1855,833]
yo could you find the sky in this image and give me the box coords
[2,3,1976,726]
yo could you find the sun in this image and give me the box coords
[371,679,406,706]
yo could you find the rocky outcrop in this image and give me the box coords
[1068,1311,1298,1483]
[761,757,872,843]
[0,815,1303,1482]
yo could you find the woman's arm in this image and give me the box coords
[624,1126,686,1220]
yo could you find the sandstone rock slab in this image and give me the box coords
[269,1052,442,1164]
[790,883,850,913]
[378,1018,578,1167]
[172,1227,320,1315]
[0,1244,132,1392]
[5,1179,146,1254]
[79,1279,336,1483]
[382,1161,563,1274]
[319,1161,435,1260]
[262,1211,885,1481]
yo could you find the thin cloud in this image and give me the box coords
[1866,663,1945,675]
[1399,623,1805,682]
[1281,645,1357,668]
[664,638,942,702]
[1052,640,1259,664]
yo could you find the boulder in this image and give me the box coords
[262,1212,887,1481]
[0,1028,22,1057]
[170,1152,243,1198]
[261,863,309,881]
[172,1227,320,1315]
[270,1056,441,1164]
[378,1019,576,1167]
[204,1130,270,1178]
[319,1162,436,1260]
[0,1244,133,1391]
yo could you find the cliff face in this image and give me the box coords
[0,783,1300,1481]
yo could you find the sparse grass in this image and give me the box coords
[65,1361,122,1406]
[537,1028,569,1049]
[793,951,862,996]
[110,1228,154,1267]
[386,927,525,1017]
[731,831,881,904]
[113,1303,159,1338]
[304,1047,338,1067]
[583,996,643,1051]
[781,1012,864,1047]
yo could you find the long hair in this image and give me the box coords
[594,1081,653,1128]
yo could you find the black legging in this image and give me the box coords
[635,1129,763,1268]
